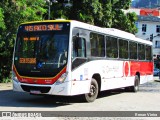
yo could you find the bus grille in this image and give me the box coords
[21,85,51,93]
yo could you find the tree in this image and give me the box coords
[0,0,47,82]
[50,0,137,33]
[0,8,5,30]
[111,0,137,34]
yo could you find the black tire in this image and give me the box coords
[130,75,140,92]
[84,78,99,102]
[125,75,140,92]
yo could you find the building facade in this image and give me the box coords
[124,8,160,68]
[136,16,160,56]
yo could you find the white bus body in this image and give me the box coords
[12,20,153,102]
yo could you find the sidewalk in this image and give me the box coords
[0,82,12,90]
[154,76,160,81]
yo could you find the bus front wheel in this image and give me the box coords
[84,78,99,102]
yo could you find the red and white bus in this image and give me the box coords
[12,20,153,102]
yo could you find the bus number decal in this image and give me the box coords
[80,75,83,80]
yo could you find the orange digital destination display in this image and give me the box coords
[19,58,36,64]
[24,37,39,41]
[24,24,63,32]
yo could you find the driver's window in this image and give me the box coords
[72,36,86,58]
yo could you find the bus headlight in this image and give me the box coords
[56,72,68,84]
[12,71,19,83]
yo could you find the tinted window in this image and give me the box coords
[138,44,145,60]
[129,41,137,59]
[119,39,128,59]
[146,45,152,60]
[72,37,86,58]
[106,36,118,58]
[90,33,105,57]
[15,23,70,77]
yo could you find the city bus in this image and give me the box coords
[12,20,153,102]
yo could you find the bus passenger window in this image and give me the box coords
[119,39,128,59]
[72,36,86,58]
[90,33,105,57]
[129,41,137,60]
[138,44,145,60]
[106,36,118,58]
[146,45,152,60]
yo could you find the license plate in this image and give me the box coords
[30,90,41,94]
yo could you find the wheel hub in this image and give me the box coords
[90,85,96,96]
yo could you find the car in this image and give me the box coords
[154,68,160,76]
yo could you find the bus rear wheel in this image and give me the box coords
[84,78,99,102]
[125,75,139,92]
[125,75,140,92]
[131,75,140,92]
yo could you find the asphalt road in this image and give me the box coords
[0,77,160,118]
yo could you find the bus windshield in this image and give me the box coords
[14,22,70,77]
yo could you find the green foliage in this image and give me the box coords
[0,0,47,82]
[2,77,12,83]
[110,0,137,34]
[0,8,5,30]
[2,77,11,83]
[50,0,137,33]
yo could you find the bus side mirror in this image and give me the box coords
[76,33,79,38]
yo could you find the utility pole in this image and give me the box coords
[46,0,72,19]
[149,0,151,8]
[150,34,153,41]
[45,0,58,20]
[48,1,51,20]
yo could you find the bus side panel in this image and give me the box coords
[130,61,153,84]
[101,60,153,90]
[71,60,129,94]
[100,60,135,91]
[70,62,93,95]
[51,80,72,96]
[70,60,153,94]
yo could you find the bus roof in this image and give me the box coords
[70,20,152,46]
[20,19,71,24]
[20,19,152,45]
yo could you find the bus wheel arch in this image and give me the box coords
[83,74,101,102]
[131,72,140,92]
[125,72,140,92]
[92,73,101,92]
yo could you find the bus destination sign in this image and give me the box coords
[24,24,63,32]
